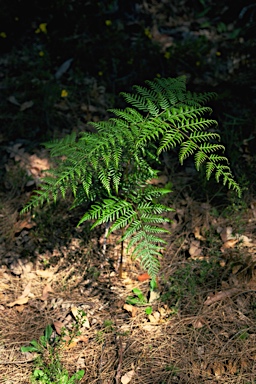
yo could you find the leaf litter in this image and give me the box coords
[1,190,256,384]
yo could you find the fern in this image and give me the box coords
[22,76,241,280]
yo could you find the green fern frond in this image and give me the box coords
[78,198,133,228]
[127,230,164,278]
[21,76,241,280]
[185,91,217,106]
[179,141,198,163]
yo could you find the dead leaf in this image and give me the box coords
[8,95,20,106]
[75,335,88,343]
[28,154,50,173]
[67,335,88,349]
[7,143,25,161]
[158,306,168,318]
[221,239,239,252]
[121,369,135,384]
[189,240,202,258]
[194,226,206,241]
[137,273,150,282]
[123,303,138,318]
[71,306,79,318]
[7,296,29,307]
[227,360,237,374]
[148,290,160,303]
[142,324,156,331]
[232,264,242,274]
[220,226,234,242]
[0,282,10,292]
[9,259,33,276]
[193,318,205,329]
[147,175,168,185]
[204,288,240,305]
[36,269,55,279]
[213,362,225,378]
[219,259,226,267]
[53,320,66,335]
[237,234,253,247]
[41,284,54,301]
[20,281,32,298]
[148,311,160,323]
[20,100,34,111]
[16,305,25,313]
[13,219,36,234]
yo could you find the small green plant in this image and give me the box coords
[126,287,148,306]
[22,76,240,281]
[21,325,84,384]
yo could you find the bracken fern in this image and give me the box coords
[22,76,240,279]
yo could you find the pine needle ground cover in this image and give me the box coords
[2,75,255,384]
[1,191,256,383]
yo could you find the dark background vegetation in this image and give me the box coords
[0,0,256,192]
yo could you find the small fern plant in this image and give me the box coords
[22,76,240,280]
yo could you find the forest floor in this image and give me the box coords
[0,140,256,384]
[1,1,256,383]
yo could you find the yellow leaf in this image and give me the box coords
[39,23,47,34]
[61,89,68,98]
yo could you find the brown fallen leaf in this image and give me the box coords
[232,264,242,274]
[53,320,66,335]
[13,219,36,234]
[7,296,29,307]
[16,305,25,313]
[213,362,225,378]
[204,288,240,306]
[148,290,160,303]
[148,311,160,323]
[220,239,239,252]
[189,240,202,258]
[41,284,54,301]
[220,226,233,242]
[137,273,150,282]
[147,175,168,185]
[36,269,55,279]
[193,318,205,329]
[28,154,50,173]
[123,303,138,318]
[121,369,135,384]
[67,335,88,349]
[20,281,32,298]
[237,234,253,247]
[194,226,206,241]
